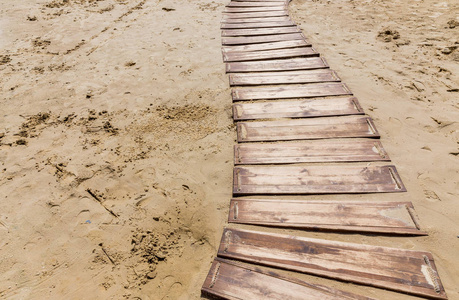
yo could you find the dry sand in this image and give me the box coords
[0,0,458,299]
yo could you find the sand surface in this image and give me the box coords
[0,0,458,299]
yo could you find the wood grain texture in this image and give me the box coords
[232,96,363,120]
[224,6,287,12]
[202,258,375,300]
[226,57,328,72]
[236,116,380,142]
[224,47,317,62]
[233,164,406,194]
[222,11,288,19]
[221,21,297,29]
[221,26,300,37]
[234,139,390,164]
[222,39,310,53]
[232,82,351,100]
[229,69,338,84]
[221,16,292,23]
[228,199,426,235]
[217,228,447,299]
[222,33,305,45]
[227,1,288,7]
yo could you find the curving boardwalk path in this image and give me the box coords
[201,0,448,299]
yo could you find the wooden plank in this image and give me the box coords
[222,40,310,53]
[222,33,305,45]
[221,26,300,37]
[232,82,351,100]
[224,47,318,62]
[237,116,380,142]
[228,199,425,235]
[202,258,375,300]
[221,21,297,29]
[233,96,364,121]
[222,11,288,19]
[229,69,339,84]
[222,16,292,23]
[227,1,287,7]
[218,228,447,299]
[233,165,406,194]
[234,139,390,164]
[226,57,328,73]
[224,6,286,12]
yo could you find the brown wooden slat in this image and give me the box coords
[229,69,339,84]
[224,47,317,62]
[226,57,329,72]
[221,21,297,29]
[222,40,310,53]
[224,6,286,12]
[233,96,364,121]
[202,258,375,300]
[234,139,390,164]
[221,16,292,23]
[228,199,425,235]
[222,33,305,45]
[222,26,300,37]
[237,116,380,142]
[222,11,288,19]
[233,165,406,194]
[217,228,447,299]
[227,1,287,7]
[232,82,351,100]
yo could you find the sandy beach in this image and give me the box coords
[0,0,458,299]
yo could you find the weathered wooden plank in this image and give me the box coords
[228,199,425,235]
[232,82,351,100]
[234,139,390,164]
[221,26,300,37]
[233,165,406,194]
[237,116,380,142]
[221,21,297,29]
[224,6,287,12]
[222,16,292,23]
[218,228,447,299]
[222,33,305,45]
[227,1,287,7]
[222,40,310,53]
[233,97,364,121]
[226,57,329,72]
[229,69,338,84]
[202,258,375,300]
[222,11,288,19]
[224,47,318,62]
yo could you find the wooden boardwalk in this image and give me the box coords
[202,0,448,299]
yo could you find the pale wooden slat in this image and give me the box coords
[237,116,380,142]
[234,139,390,164]
[226,57,329,73]
[233,165,406,194]
[233,96,364,120]
[222,33,305,45]
[222,26,300,37]
[202,258,375,300]
[217,228,447,299]
[222,11,288,19]
[228,199,425,235]
[224,47,317,62]
[221,21,297,29]
[232,82,351,100]
[229,69,338,84]
[222,16,292,23]
[224,6,287,12]
[222,40,310,53]
[227,1,287,7]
